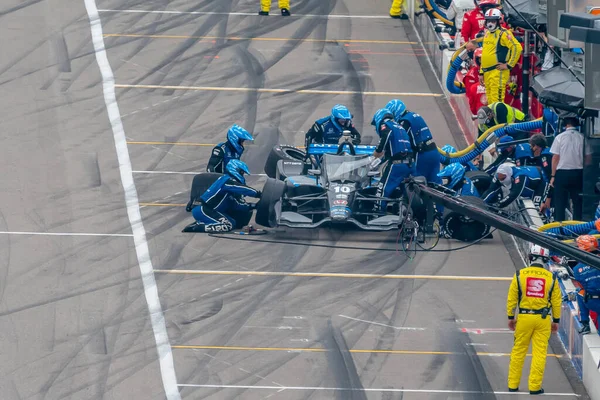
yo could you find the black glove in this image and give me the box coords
[255,190,262,199]
[249,202,257,210]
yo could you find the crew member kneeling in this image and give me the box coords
[183,160,261,233]
[482,164,544,208]
[371,108,415,213]
[506,244,561,395]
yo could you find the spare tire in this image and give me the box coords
[264,145,306,178]
[255,178,286,228]
[186,173,223,212]
[442,196,491,242]
[465,170,493,195]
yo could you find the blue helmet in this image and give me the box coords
[372,108,394,136]
[437,163,466,190]
[440,144,457,154]
[225,159,251,184]
[385,99,407,121]
[227,124,254,155]
[331,104,352,130]
[497,135,515,155]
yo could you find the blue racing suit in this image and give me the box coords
[572,263,600,325]
[514,143,534,167]
[189,175,260,232]
[304,116,361,148]
[399,111,441,185]
[375,119,415,212]
[481,166,544,208]
[456,177,480,197]
[207,142,241,173]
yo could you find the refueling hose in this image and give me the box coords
[423,0,454,26]
[539,220,599,237]
[445,38,483,94]
[438,118,543,164]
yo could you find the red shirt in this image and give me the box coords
[467,83,488,114]
[464,66,480,93]
[461,8,485,43]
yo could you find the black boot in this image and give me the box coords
[508,388,518,392]
[281,8,291,16]
[579,321,591,334]
[530,389,544,395]
[182,222,206,233]
[258,10,269,15]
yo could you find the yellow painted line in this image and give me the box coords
[172,345,561,358]
[103,33,418,45]
[115,84,443,97]
[140,203,186,207]
[153,269,512,281]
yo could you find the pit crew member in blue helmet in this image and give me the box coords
[528,134,554,215]
[371,108,415,213]
[481,163,544,208]
[304,104,361,148]
[183,160,261,233]
[484,135,516,174]
[438,163,480,197]
[207,124,254,173]
[385,99,441,185]
[571,235,600,335]
[439,144,480,171]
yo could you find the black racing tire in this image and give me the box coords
[264,145,306,178]
[187,173,223,212]
[442,196,491,242]
[255,178,286,228]
[465,170,493,195]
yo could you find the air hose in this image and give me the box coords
[539,220,599,237]
[438,118,543,164]
[445,38,483,94]
[423,0,454,26]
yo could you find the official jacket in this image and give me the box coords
[507,264,561,323]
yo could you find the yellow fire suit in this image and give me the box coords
[390,0,405,16]
[261,0,290,12]
[480,28,522,103]
[477,102,525,136]
[506,263,562,392]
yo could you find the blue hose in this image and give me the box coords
[446,56,465,94]
[440,119,543,165]
[544,221,597,237]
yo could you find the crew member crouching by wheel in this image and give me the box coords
[437,163,491,241]
[183,160,261,233]
[370,108,415,214]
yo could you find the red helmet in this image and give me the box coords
[576,235,599,253]
[474,48,483,66]
[484,8,503,20]
[479,0,499,6]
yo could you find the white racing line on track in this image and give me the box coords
[98,9,393,19]
[83,1,181,399]
[176,384,580,396]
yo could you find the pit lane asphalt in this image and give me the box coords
[0,0,586,399]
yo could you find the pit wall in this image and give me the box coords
[409,9,600,398]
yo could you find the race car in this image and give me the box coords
[254,144,410,231]
[263,131,376,181]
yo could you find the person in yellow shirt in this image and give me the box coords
[477,102,525,138]
[259,0,290,16]
[390,0,408,19]
[506,244,562,395]
[478,9,522,103]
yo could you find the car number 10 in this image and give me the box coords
[334,186,351,193]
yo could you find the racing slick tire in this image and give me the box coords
[255,178,286,228]
[264,145,306,178]
[442,196,491,242]
[465,170,493,195]
[186,173,223,212]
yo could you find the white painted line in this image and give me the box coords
[176,384,579,396]
[98,9,392,19]
[0,231,133,237]
[83,1,181,400]
[338,315,425,331]
[132,170,268,177]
